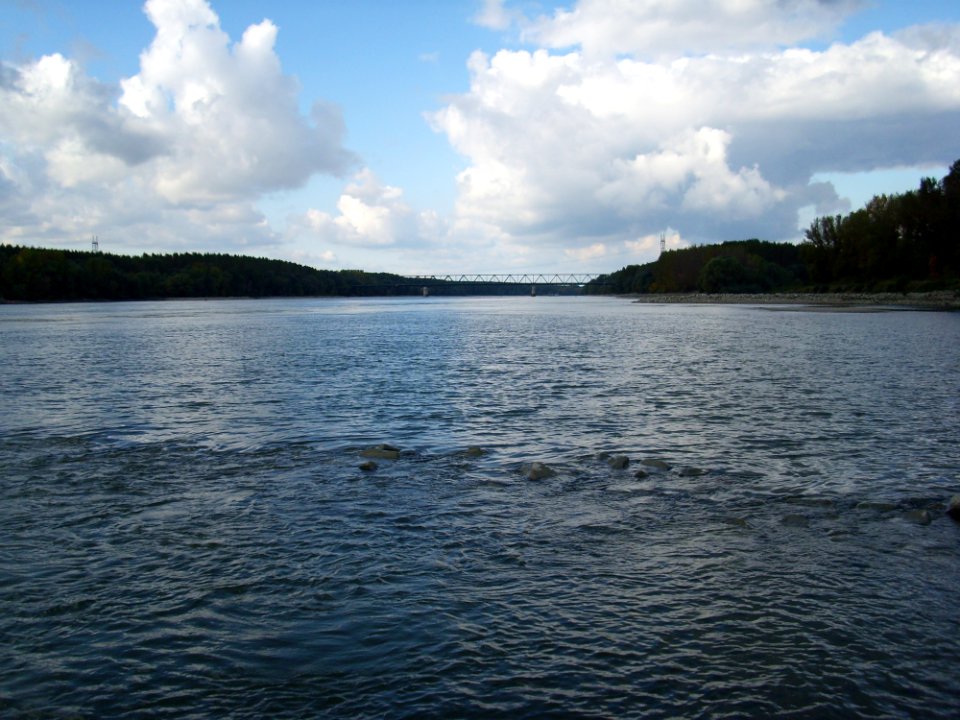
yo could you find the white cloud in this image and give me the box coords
[118,0,354,203]
[296,169,444,252]
[0,53,166,176]
[431,6,960,256]
[524,0,864,58]
[0,0,354,254]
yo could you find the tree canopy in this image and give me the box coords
[0,249,427,302]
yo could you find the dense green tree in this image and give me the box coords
[799,160,960,290]
[699,256,750,293]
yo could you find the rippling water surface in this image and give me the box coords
[2,296,959,718]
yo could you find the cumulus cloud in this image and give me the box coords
[0,0,355,253]
[297,169,445,253]
[431,3,960,260]
[0,53,167,183]
[524,0,865,58]
[119,0,355,203]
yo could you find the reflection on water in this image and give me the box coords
[1,297,959,718]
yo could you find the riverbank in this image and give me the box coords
[626,290,960,310]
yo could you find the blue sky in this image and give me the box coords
[2,0,959,274]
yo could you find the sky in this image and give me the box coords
[1,0,959,275]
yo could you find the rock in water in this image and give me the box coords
[522,462,556,481]
[781,514,810,528]
[855,501,899,512]
[361,444,401,460]
[464,446,485,458]
[947,495,960,522]
[359,460,378,471]
[905,509,932,526]
[608,455,630,470]
[641,459,671,471]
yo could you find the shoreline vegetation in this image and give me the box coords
[2,160,957,305]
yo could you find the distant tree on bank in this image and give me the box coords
[0,249,428,302]
[588,160,960,295]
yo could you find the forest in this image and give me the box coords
[0,249,440,301]
[589,160,960,295]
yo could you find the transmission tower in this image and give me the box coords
[659,232,665,255]
[91,235,100,253]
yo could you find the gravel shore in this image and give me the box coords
[626,290,960,310]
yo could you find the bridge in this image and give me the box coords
[407,273,600,285]
[405,273,604,296]
[342,272,607,296]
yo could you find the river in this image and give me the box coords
[1,296,958,718]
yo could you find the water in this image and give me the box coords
[1,296,959,719]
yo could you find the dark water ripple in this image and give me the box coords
[2,297,959,718]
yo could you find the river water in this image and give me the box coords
[1,296,959,719]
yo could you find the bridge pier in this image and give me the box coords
[531,284,536,297]
[422,286,429,297]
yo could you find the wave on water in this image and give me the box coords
[2,297,959,718]
[2,431,959,719]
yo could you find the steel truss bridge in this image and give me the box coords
[407,273,601,285]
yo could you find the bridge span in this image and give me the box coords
[407,273,600,285]
[404,272,604,297]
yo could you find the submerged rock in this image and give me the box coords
[641,459,671,471]
[905,509,932,526]
[359,460,378,472]
[464,446,486,458]
[947,495,960,522]
[855,501,899,512]
[608,455,630,470]
[522,462,556,481]
[723,516,749,528]
[633,469,649,479]
[781,514,810,528]
[678,466,706,477]
[360,444,401,460]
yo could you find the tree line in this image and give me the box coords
[0,247,569,301]
[0,248,429,301]
[589,160,960,295]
